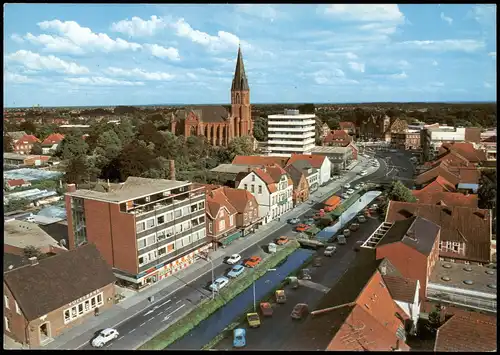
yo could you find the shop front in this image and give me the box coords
[219,230,243,248]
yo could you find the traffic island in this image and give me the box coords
[138,240,301,350]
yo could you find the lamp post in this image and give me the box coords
[200,252,215,300]
[253,268,277,312]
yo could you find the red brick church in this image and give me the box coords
[170,46,253,146]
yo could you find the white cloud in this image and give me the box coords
[348,62,365,73]
[484,82,492,88]
[432,60,439,66]
[398,39,485,52]
[171,18,249,52]
[489,52,496,59]
[110,15,167,37]
[358,22,397,35]
[397,60,411,69]
[235,4,278,21]
[186,73,197,79]
[430,82,445,87]
[389,71,408,79]
[4,72,35,84]
[29,20,142,54]
[10,33,24,43]
[323,4,404,22]
[144,44,181,61]
[106,67,175,81]
[324,51,358,60]
[311,69,359,85]
[65,77,145,86]
[470,4,496,25]
[440,12,453,25]
[6,50,89,74]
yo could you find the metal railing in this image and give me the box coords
[426,289,497,313]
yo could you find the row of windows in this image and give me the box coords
[136,201,205,232]
[137,216,205,250]
[208,214,234,233]
[138,229,206,266]
[439,241,466,255]
[64,294,103,324]
[4,294,21,315]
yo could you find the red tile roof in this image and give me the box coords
[286,154,327,169]
[7,179,28,187]
[221,186,257,213]
[386,201,492,263]
[418,177,456,193]
[412,191,479,208]
[339,121,356,130]
[415,162,461,186]
[232,155,288,167]
[252,168,277,193]
[16,134,40,144]
[205,187,238,219]
[382,275,418,303]
[439,142,487,163]
[323,130,351,144]
[42,133,65,145]
[435,310,497,352]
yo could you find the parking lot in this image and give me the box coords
[213,216,381,350]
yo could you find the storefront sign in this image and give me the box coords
[70,289,101,306]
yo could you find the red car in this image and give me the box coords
[276,236,289,245]
[244,256,262,268]
[295,224,310,232]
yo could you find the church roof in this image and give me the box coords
[231,46,249,91]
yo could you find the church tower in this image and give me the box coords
[231,45,252,139]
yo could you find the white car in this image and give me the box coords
[360,171,368,176]
[341,193,349,199]
[324,246,337,257]
[91,328,119,348]
[209,276,230,292]
[346,189,355,195]
[226,254,242,265]
[354,184,362,190]
[343,183,351,189]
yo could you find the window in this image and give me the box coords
[139,257,145,265]
[64,310,71,322]
[219,220,226,231]
[158,247,167,256]
[137,238,147,250]
[183,206,190,216]
[230,215,234,226]
[148,234,156,245]
[4,317,10,332]
[157,215,165,225]
[251,185,255,193]
[85,300,90,311]
[78,304,84,315]
[15,301,21,315]
[91,297,96,308]
[244,184,248,190]
[200,229,206,238]
[146,219,155,229]
[258,185,263,194]
[71,307,77,317]
[166,212,174,222]
[97,294,103,305]
[198,201,205,210]
[167,243,175,253]
[175,224,183,234]
[136,222,145,233]
[199,216,205,223]
[209,223,213,233]
[174,209,182,218]
[157,230,166,241]
[4,295,9,309]
[252,174,255,182]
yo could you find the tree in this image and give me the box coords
[19,120,37,135]
[478,170,497,210]
[116,141,159,181]
[226,136,254,161]
[64,155,98,184]
[23,245,45,260]
[36,124,59,141]
[113,119,135,146]
[297,103,315,114]
[30,142,43,155]
[4,198,31,213]
[426,304,443,334]
[252,116,267,142]
[387,181,417,203]
[3,134,14,152]
[56,133,89,160]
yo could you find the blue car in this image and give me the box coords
[233,328,246,348]
[227,264,246,278]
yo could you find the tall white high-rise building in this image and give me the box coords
[267,109,316,157]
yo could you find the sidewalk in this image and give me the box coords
[37,156,373,350]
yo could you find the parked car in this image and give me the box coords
[291,303,309,320]
[360,171,368,176]
[226,254,242,265]
[233,328,246,348]
[341,193,349,199]
[324,246,336,256]
[354,184,362,190]
[289,217,300,224]
[260,302,273,317]
[337,235,347,245]
[343,229,351,237]
[209,276,230,292]
[227,264,246,278]
[343,183,351,189]
[244,256,262,268]
[304,218,315,225]
[354,240,364,252]
[349,223,360,231]
[300,268,312,280]
[312,257,322,267]
[247,312,261,328]
[357,215,367,223]
[276,236,289,245]
[91,328,119,348]
[346,189,355,195]
[296,224,310,232]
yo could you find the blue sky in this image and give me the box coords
[3,4,497,107]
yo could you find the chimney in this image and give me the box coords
[67,183,76,193]
[169,160,176,180]
[28,257,38,266]
[247,165,252,173]
[380,264,387,276]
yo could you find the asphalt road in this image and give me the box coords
[214,216,382,350]
[80,153,384,350]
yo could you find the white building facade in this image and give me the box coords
[421,126,466,161]
[267,109,316,157]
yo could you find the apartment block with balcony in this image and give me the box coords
[65,177,210,289]
[267,109,316,157]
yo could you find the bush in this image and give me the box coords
[139,241,300,350]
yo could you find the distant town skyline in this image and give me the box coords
[4,4,497,107]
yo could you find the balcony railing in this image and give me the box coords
[426,288,497,313]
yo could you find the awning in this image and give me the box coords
[220,231,243,245]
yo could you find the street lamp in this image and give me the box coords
[253,268,277,312]
[200,252,215,300]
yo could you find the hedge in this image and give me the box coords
[138,240,300,350]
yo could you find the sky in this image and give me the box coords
[3,4,497,107]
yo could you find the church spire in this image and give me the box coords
[231,45,249,91]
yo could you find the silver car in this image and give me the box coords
[92,328,119,348]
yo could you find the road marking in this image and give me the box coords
[150,315,156,320]
[176,300,182,304]
[139,322,147,327]
[144,309,155,316]
[158,311,164,315]
[162,303,186,322]
[128,329,136,334]
[105,343,113,348]
[118,336,124,341]
[159,299,172,307]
